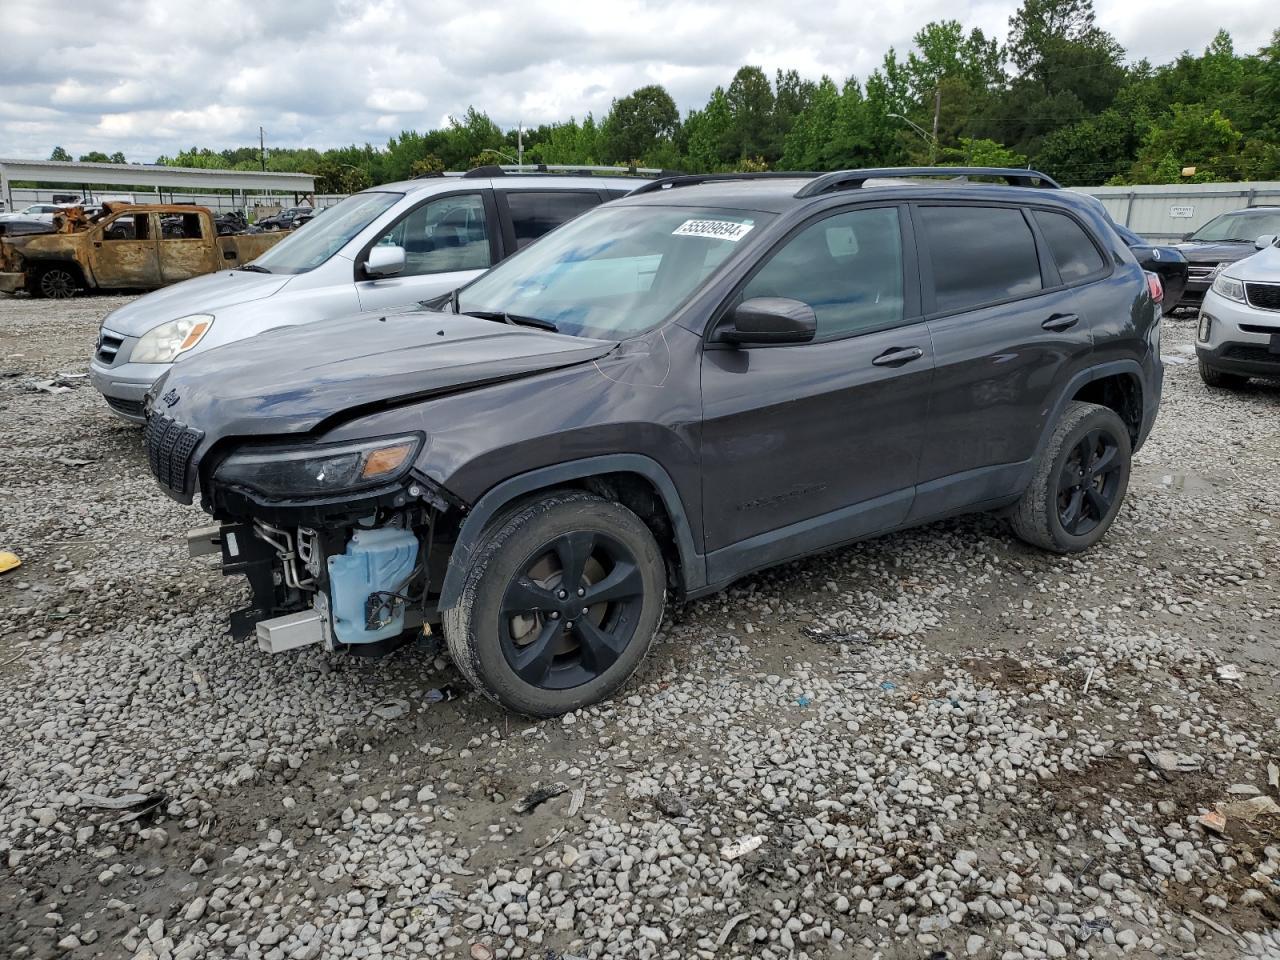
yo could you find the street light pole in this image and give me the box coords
[887,113,938,165]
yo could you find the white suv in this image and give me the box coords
[89,170,643,421]
[1196,233,1280,388]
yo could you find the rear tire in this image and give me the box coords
[1011,401,1131,554]
[1198,360,1247,389]
[444,491,666,717]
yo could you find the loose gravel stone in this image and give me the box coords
[1,299,1279,960]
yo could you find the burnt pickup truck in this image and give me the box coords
[0,203,285,298]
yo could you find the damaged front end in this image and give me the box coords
[190,511,448,656]
[162,424,464,656]
[0,239,29,294]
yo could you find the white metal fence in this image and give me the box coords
[1072,182,1280,241]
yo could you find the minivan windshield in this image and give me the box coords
[457,205,771,339]
[1189,210,1280,243]
[249,191,401,274]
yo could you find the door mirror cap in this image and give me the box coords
[721,297,817,345]
[1255,234,1278,250]
[365,244,406,279]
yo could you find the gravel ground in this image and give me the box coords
[1,294,1278,960]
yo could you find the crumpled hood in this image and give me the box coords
[101,270,294,336]
[156,310,617,438]
[1174,240,1255,265]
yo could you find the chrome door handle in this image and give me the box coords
[872,346,924,367]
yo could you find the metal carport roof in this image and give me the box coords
[0,158,316,208]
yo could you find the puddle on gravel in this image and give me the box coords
[1132,463,1225,497]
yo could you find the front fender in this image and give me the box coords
[435,454,705,611]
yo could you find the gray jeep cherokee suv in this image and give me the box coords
[142,166,1163,717]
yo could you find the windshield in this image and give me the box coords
[458,205,771,338]
[1190,210,1280,243]
[250,191,400,274]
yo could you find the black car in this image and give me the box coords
[1174,206,1280,308]
[144,166,1163,717]
[0,218,56,238]
[1110,221,1189,308]
[256,206,314,231]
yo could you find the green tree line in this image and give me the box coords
[46,0,1280,190]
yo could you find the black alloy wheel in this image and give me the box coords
[38,266,79,299]
[444,491,666,716]
[1056,428,1124,537]
[499,530,646,690]
[1010,400,1132,554]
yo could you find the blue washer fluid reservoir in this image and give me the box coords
[327,528,419,644]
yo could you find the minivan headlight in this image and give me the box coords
[1210,274,1245,303]
[133,314,214,363]
[215,434,422,499]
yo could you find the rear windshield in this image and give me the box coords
[458,204,772,339]
[250,191,400,274]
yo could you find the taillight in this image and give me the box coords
[1145,270,1164,303]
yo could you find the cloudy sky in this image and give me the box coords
[1,0,1274,162]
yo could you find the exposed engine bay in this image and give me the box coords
[189,505,446,656]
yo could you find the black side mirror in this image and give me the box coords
[720,297,817,345]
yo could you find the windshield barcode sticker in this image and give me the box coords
[673,219,754,242]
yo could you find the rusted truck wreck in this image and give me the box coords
[0,203,285,298]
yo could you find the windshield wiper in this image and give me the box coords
[462,310,558,332]
[238,263,272,274]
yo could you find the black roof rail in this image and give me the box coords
[794,166,1061,198]
[462,164,506,179]
[630,171,820,196]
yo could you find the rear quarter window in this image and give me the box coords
[1033,209,1106,282]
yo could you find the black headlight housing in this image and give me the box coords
[214,433,424,500]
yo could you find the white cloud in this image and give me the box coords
[364,89,429,113]
[0,0,1273,162]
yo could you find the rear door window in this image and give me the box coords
[103,214,152,241]
[161,213,204,239]
[917,205,1043,314]
[1032,209,1106,282]
[504,191,602,249]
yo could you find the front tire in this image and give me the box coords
[1011,401,1132,554]
[1198,360,1247,389]
[35,265,82,299]
[444,491,666,716]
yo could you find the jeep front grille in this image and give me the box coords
[144,412,203,495]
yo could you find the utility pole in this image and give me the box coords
[517,122,524,171]
[260,126,266,172]
[931,87,941,165]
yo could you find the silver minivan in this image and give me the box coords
[89,171,641,421]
